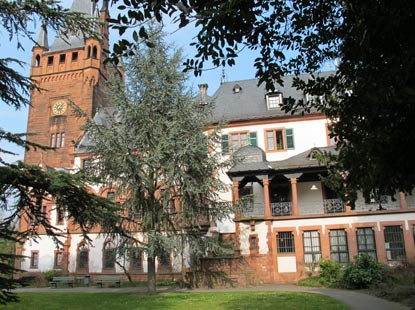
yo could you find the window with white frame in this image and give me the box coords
[356,227,377,260]
[221,131,257,154]
[266,92,283,109]
[329,229,349,263]
[265,128,294,152]
[303,231,321,263]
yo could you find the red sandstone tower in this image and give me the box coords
[25,0,110,168]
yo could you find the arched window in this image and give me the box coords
[34,54,41,67]
[157,249,171,272]
[92,46,98,59]
[77,242,89,271]
[87,46,91,58]
[102,240,116,270]
[129,248,142,272]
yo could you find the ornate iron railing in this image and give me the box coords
[271,202,293,216]
[323,199,345,214]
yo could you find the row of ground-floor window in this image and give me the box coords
[27,241,172,273]
[263,225,411,264]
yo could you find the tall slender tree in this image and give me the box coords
[82,24,233,294]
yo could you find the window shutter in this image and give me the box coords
[221,134,229,154]
[249,132,257,146]
[286,128,294,149]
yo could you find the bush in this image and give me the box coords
[297,276,325,287]
[342,254,383,289]
[319,258,342,287]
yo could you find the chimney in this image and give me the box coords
[198,84,208,105]
[198,84,208,96]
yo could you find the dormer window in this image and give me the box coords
[266,92,283,109]
[233,84,242,93]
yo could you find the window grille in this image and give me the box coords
[384,226,406,261]
[277,232,295,253]
[250,236,258,251]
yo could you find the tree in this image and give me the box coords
[0,0,118,304]
[82,23,233,294]
[110,0,415,201]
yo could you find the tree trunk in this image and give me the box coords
[147,256,157,294]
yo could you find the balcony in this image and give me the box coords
[323,199,346,214]
[271,202,293,216]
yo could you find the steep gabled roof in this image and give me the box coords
[209,71,334,123]
[48,0,99,53]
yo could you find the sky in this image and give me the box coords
[0,0,259,164]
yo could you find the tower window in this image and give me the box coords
[50,132,65,148]
[87,46,91,58]
[59,54,66,64]
[50,133,55,147]
[92,46,98,59]
[47,56,54,66]
[34,54,41,67]
[72,52,78,62]
[60,132,65,147]
[56,133,61,148]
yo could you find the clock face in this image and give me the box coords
[52,100,67,115]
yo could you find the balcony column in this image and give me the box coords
[233,180,240,217]
[263,179,271,217]
[284,173,302,216]
[399,192,408,210]
[232,179,241,252]
[290,178,299,216]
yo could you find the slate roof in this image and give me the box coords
[209,71,334,124]
[270,146,338,172]
[47,0,98,53]
[227,146,338,176]
[74,107,118,154]
[228,145,273,174]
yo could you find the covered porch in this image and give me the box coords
[227,145,405,220]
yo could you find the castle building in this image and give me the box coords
[18,0,415,285]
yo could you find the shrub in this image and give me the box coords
[342,254,383,289]
[319,258,342,287]
[297,276,325,287]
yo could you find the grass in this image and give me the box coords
[0,291,348,310]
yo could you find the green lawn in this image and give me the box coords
[0,291,348,310]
